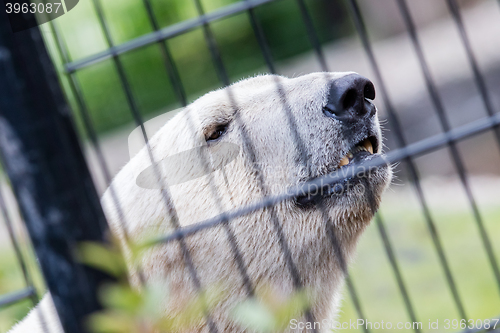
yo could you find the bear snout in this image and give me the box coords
[323,73,377,122]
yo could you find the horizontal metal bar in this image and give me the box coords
[0,287,36,308]
[146,111,500,246]
[64,0,280,73]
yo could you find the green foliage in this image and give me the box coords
[77,240,222,333]
[77,241,129,278]
[86,281,227,333]
[77,240,313,333]
[232,289,311,332]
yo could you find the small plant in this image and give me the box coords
[232,288,312,332]
[78,240,222,333]
[78,240,312,333]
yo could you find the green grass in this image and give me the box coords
[338,201,500,332]
[1,201,499,332]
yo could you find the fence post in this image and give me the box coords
[0,12,113,333]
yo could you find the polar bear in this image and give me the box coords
[9,72,391,333]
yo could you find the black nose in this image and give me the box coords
[324,73,376,121]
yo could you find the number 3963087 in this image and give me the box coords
[444,318,499,330]
[6,2,62,14]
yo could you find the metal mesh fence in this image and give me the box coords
[1,0,500,332]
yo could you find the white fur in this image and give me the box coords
[9,73,391,333]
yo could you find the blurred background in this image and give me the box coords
[1,0,500,331]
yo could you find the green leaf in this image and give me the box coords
[273,290,310,329]
[232,299,276,332]
[76,242,127,278]
[99,283,143,313]
[86,311,136,333]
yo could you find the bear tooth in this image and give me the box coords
[347,152,353,159]
[339,156,349,167]
[363,140,374,154]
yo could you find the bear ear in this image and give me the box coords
[128,108,184,160]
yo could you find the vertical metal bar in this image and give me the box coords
[90,0,255,302]
[131,7,256,296]
[295,0,328,71]
[269,75,375,332]
[0,185,39,305]
[91,0,148,141]
[0,180,52,333]
[181,114,256,297]
[113,0,257,298]
[185,3,332,326]
[0,181,51,333]
[223,86,318,331]
[47,22,112,189]
[345,0,467,320]
[241,0,367,313]
[137,0,270,300]
[0,183,51,333]
[345,276,370,333]
[375,214,420,332]
[243,0,277,74]
[89,1,219,331]
[445,0,500,150]
[192,0,231,86]
[141,0,188,106]
[397,0,500,297]
[126,14,254,302]
[0,13,115,333]
[47,20,147,285]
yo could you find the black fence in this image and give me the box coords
[0,0,499,332]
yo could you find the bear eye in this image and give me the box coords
[206,124,228,142]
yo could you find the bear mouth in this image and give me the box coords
[336,135,378,169]
[296,135,381,206]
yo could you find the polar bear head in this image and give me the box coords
[121,72,391,234]
[102,72,392,328]
[9,73,393,333]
